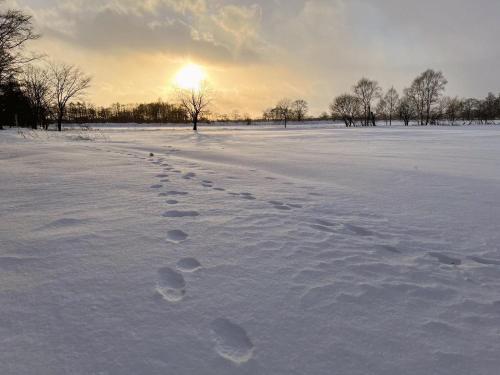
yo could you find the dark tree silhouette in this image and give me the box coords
[330,94,360,127]
[49,62,91,131]
[292,99,308,121]
[177,83,212,131]
[408,69,447,125]
[384,87,399,126]
[0,6,39,84]
[21,65,51,129]
[276,98,293,128]
[353,78,382,126]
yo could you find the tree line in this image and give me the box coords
[261,70,499,128]
[330,71,500,127]
[64,101,188,124]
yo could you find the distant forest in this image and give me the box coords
[1,4,499,130]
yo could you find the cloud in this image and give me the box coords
[24,0,266,64]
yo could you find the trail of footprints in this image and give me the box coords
[92,146,500,365]
[144,151,256,364]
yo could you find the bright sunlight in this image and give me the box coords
[174,63,205,91]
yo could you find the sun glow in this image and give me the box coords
[174,64,206,91]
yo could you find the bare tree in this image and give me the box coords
[330,94,360,127]
[276,98,293,128]
[353,78,382,126]
[0,6,39,84]
[442,96,462,125]
[376,97,388,125]
[384,87,399,126]
[48,62,91,131]
[292,99,308,121]
[398,94,415,126]
[408,69,447,125]
[21,65,51,129]
[482,92,497,124]
[177,83,212,131]
[461,98,479,124]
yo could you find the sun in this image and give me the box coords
[174,64,206,91]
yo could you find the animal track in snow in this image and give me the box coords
[166,230,189,243]
[428,252,462,266]
[162,210,200,218]
[156,174,168,178]
[213,187,226,191]
[176,258,202,272]
[151,184,163,189]
[211,318,254,364]
[166,200,179,205]
[183,172,196,180]
[156,267,186,302]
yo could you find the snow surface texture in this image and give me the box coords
[1,125,500,374]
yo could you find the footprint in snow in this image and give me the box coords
[156,267,186,302]
[176,258,202,272]
[162,210,200,218]
[166,230,189,243]
[166,200,179,205]
[151,184,163,189]
[183,172,196,180]
[160,191,189,197]
[211,318,254,364]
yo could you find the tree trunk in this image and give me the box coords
[193,116,198,131]
[58,114,63,132]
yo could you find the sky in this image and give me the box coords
[5,0,500,116]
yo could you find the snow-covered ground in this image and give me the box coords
[1,125,500,375]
